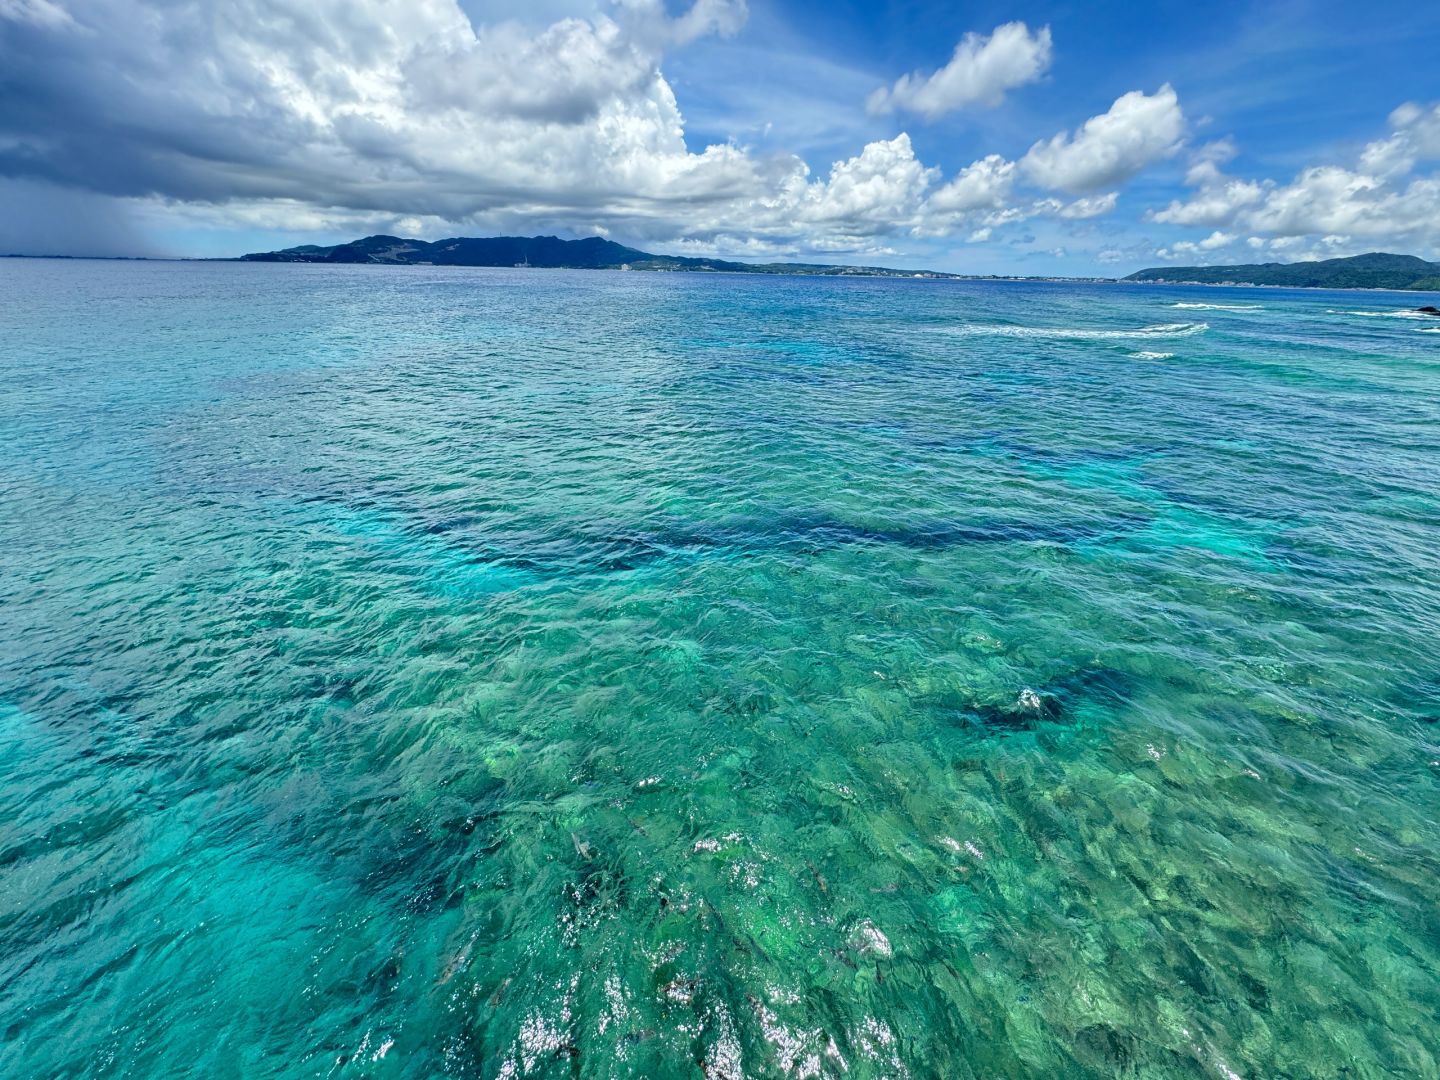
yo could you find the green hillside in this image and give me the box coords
[240,234,958,278]
[1125,252,1440,290]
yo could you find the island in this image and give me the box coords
[1125,252,1440,291]
[237,233,1111,283]
[240,234,966,278]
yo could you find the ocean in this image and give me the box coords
[2,259,1438,1078]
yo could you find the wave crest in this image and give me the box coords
[1328,309,1436,320]
[955,322,1208,340]
[1171,302,1261,311]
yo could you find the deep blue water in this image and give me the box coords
[2,259,1438,1078]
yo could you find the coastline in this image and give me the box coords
[6,253,1440,296]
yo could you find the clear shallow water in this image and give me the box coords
[2,260,1438,1079]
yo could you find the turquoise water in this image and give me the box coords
[2,260,1438,1078]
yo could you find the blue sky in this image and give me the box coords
[675,1,1428,163]
[2,0,1439,273]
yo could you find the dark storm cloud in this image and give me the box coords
[0,0,750,213]
[0,4,322,202]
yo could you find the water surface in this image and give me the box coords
[2,261,1438,1078]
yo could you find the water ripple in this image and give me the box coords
[2,263,1438,1078]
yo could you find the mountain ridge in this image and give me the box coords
[239,233,963,278]
[1125,252,1440,291]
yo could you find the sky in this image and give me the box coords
[2,0,1439,274]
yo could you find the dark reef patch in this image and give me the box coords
[407,509,1155,582]
[945,665,1138,734]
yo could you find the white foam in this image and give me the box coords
[1129,350,1176,359]
[1416,327,1440,334]
[1328,309,1435,319]
[955,321,1208,340]
[1171,302,1261,311]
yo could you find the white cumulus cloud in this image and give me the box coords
[1358,102,1440,177]
[866,22,1051,119]
[926,155,1016,214]
[1058,192,1119,219]
[1150,101,1440,253]
[792,133,938,235]
[1151,177,1267,226]
[1022,85,1186,193]
[1160,229,1234,258]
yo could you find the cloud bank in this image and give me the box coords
[0,3,1172,256]
[1149,102,1440,261]
[7,1,1432,266]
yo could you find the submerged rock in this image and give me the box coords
[1416,306,1440,316]
[954,666,1135,733]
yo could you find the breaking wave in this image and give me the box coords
[1328,309,1436,320]
[955,321,1208,340]
[1171,302,1261,311]
[1130,350,1176,359]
